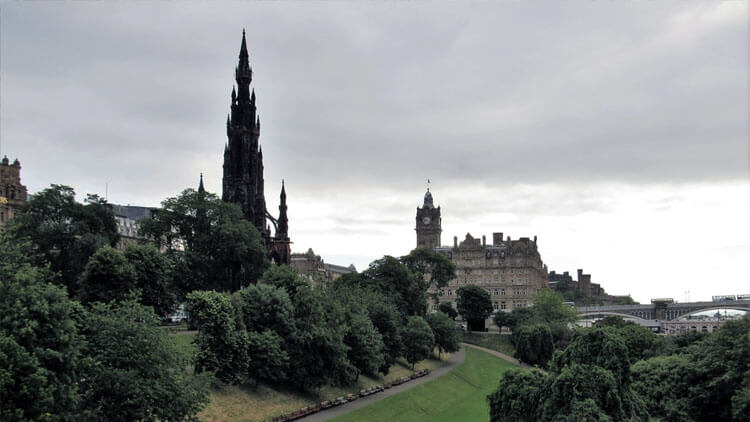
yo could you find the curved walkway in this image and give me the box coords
[298,347,466,422]
[461,343,535,370]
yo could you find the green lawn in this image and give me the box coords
[329,346,516,422]
[462,332,516,356]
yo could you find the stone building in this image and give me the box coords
[290,248,356,285]
[111,204,158,249]
[417,190,549,330]
[0,156,28,232]
[222,30,290,264]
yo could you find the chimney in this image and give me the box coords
[493,232,503,245]
[454,236,458,248]
[482,235,486,246]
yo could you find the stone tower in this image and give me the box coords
[222,31,291,264]
[416,188,441,248]
[0,156,28,232]
[223,30,268,240]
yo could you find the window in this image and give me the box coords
[448,290,452,296]
[501,289,505,296]
[493,302,499,310]
[501,302,506,310]
[493,289,498,295]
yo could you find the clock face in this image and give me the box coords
[422,216,431,225]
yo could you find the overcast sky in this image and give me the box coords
[2,2,748,303]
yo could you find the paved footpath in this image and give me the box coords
[298,343,529,422]
[298,346,466,422]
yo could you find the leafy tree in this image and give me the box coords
[368,301,403,374]
[542,364,627,421]
[9,185,118,294]
[76,298,210,421]
[0,235,81,421]
[402,316,435,369]
[139,188,268,292]
[78,246,137,304]
[246,329,289,384]
[456,285,493,331]
[186,290,248,384]
[401,247,456,289]
[487,369,547,422]
[232,283,295,339]
[344,311,385,377]
[515,323,554,367]
[438,301,458,319]
[425,311,460,359]
[494,306,534,333]
[123,244,179,317]
[286,286,355,390]
[631,354,694,422]
[530,289,578,325]
[258,264,310,297]
[358,256,428,317]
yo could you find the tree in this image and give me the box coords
[139,188,268,292]
[494,306,534,334]
[515,324,554,367]
[122,244,179,317]
[0,235,81,421]
[246,329,289,384]
[631,355,694,422]
[425,311,460,359]
[542,364,628,421]
[344,311,386,377]
[530,289,578,325]
[258,264,310,297]
[438,302,458,319]
[76,299,209,421]
[285,286,355,390]
[487,369,547,422]
[401,248,456,289]
[402,316,435,369]
[78,246,137,304]
[360,256,429,317]
[9,185,118,294]
[456,285,493,331]
[186,290,248,384]
[232,283,296,339]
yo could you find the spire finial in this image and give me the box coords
[427,178,431,192]
[198,173,205,193]
[240,29,248,59]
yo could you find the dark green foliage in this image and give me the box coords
[246,330,289,383]
[438,301,458,319]
[402,316,435,368]
[78,246,137,304]
[594,316,661,363]
[258,264,310,297]
[494,306,534,333]
[0,235,81,421]
[456,285,493,331]
[532,289,578,325]
[186,290,248,384]
[543,364,625,420]
[515,323,554,367]
[487,369,547,422]
[123,244,178,317]
[368,301,403,374]
[560,399,614,422]
[551,328,632,386]
[139,188,268,292]
[357,256,429,317]
[286,286,355,390]
[401,247,456,289]
[425,311,460,358]
[631,355,694,421]
[232,283,295,338]
[76,299,210,422]
[9,185,118,294]
[344,311,385,377]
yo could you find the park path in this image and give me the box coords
[297,342,528,422]
[297,346,466,422]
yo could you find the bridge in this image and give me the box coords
[576,299,750,322]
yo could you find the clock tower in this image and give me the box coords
[416,188,441,249]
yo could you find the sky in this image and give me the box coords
[1,2,748,303]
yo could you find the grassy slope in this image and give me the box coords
[330,347,515,422]
[166,328,451,422]
[461,332,516,356]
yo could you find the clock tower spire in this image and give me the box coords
[416,183,441,249]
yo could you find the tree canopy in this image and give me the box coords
[139,188,268,292]
[456,285,493,331]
